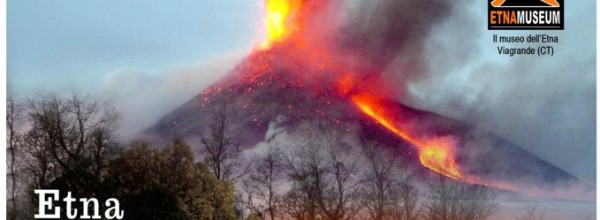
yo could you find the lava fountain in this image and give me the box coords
[260,0,302,49]
[256,0,465,180]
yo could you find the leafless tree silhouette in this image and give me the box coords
[422,172,498,220]
[359,136,419,220]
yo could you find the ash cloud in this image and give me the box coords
[331,0,453,97]
[338,0,451,66]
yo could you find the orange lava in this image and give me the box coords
[352,94,463,180]
[256,0,465,180]
[260,0,302,49]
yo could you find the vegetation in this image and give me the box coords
[7,95,499,220]
[359,135,419,220]
[106,139,236,220]
[241,143,284,220]
[6,95,236,220]
[421,173,498,220]
[199,104,247,182]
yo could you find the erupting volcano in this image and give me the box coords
[146,0,583,198]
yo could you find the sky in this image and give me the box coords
[8,0,260,96]
[7,0,596,183]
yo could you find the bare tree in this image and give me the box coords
[283,122,360,220]
[388,178,420,220]
[4,94,120,218]
[7,98,23,220]
[281,184,320,220]
[242,143,285,220]
[21,125,55,190]
[17,94,118,206]
[422,173,498,220]
[359,136,419,220]
[24,94,118,175]
[199,104,252,182]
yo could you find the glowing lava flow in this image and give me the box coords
[257,0,464,180]
[352,94,463,180]
[261,0,302,49]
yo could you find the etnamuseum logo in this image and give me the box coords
[34,190,124,219]
[488,0,564,30]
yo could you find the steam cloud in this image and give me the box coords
[102,50,247,138]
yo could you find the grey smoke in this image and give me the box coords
[339,0,451,70]
[337,0,595,183]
